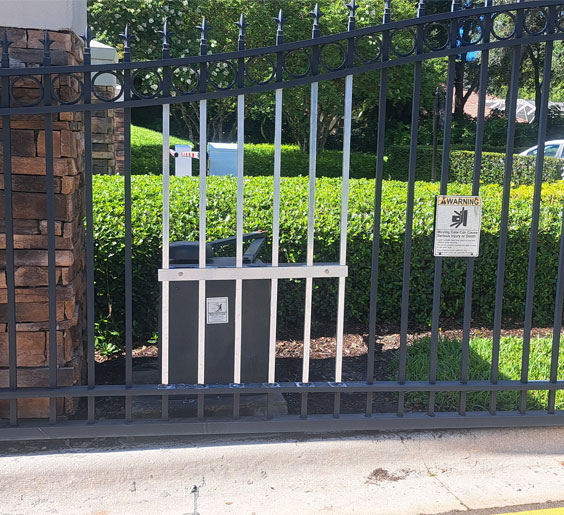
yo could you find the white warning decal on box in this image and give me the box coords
[206,297,229,324]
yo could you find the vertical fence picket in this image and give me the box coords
[458,1,492,416]
[366,0,391,417]
[397,0,425,418]
[428,0,459,416]
[520,6,555,414]
[301,4,323,419]
[267,10,285,420]
[120,27,133,423]
[1,32,17,426]
[333,0,357,419]
[41,32,58,425]
[490,2,525,415]
[160,22,172,421]
[197,18,210,420]
[549,205,564,413]
[83,28,96,424]
[233,14,247,420]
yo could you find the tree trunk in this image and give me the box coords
[454,58,465,119]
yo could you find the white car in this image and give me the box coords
[519,140,564,158]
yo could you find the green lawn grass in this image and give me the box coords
[131,124,192,148]
[391,335,564,412]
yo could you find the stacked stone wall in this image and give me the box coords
[114,108,125,175]
[92,86,116,174]
[0,27,85,418]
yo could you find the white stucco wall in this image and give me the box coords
[2,0,87,35]
[91,40,118,87]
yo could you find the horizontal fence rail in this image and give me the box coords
[1,2,564,114]
[1,0,564,440]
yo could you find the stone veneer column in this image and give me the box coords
[91,41,119,175]
[92,86,117,174]
[114,109,125,175]
[0,27,85,418]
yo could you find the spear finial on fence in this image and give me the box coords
[417,0,425,17]
[310,3,324,38]
[196,17,210,55]
[235,13,247,50]
[383,0,391,23]
[39,30,55,64]
[197,17,210,42]
[119,25,132,53]
[346,0,358,31]
[273,9,285,44]
[82,25,94,52]
[1,31,12,67]
[158,20,173,50]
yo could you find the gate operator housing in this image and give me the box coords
[174,144,193,176]
[208,142,237,176]
[171,142,238,177]
[167,233,270,384]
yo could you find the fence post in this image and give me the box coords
[0,21,86,419]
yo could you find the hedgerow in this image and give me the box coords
[93,175,564,343]
[130,125,563,184]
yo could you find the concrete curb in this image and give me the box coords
[1,427,564,514]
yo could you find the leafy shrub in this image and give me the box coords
[450,151,564,184]
[93,175,564,343]
[130,125,563,185]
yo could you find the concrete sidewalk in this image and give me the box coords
[1,427,564,515]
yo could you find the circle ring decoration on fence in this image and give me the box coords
[319,41,347,72]
[556,7,564,32]
[282,48,312,79]
[459,17,484,46]
[50,73,84,105]
[523,8,548,36]
[491,11,516,41]
[423,21,450,51]
[92,71,125,102]
[390,28,417,58]
[207,60,237,91]
[9,75,44,107]
[353,35,382,64]
[131,69,163,99]
[170,65,200,96]
[244,55,275,85]
[554,6,564,32]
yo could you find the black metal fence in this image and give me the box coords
[2,0,564,440]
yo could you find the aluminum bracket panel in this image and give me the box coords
[158,263,348,282]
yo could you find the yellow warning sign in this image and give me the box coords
[437,196,481,206]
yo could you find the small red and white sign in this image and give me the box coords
[180,151,199,158]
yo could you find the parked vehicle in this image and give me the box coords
[519,139,564,158]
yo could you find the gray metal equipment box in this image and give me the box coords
[174,144,193,177]
[167,233,270,384]
[208,142,237,176]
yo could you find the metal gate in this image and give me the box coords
[2,0,564,440]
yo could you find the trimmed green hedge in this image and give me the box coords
[130,125,563,185]
[449,150,564,184]
[93,175,564,342]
